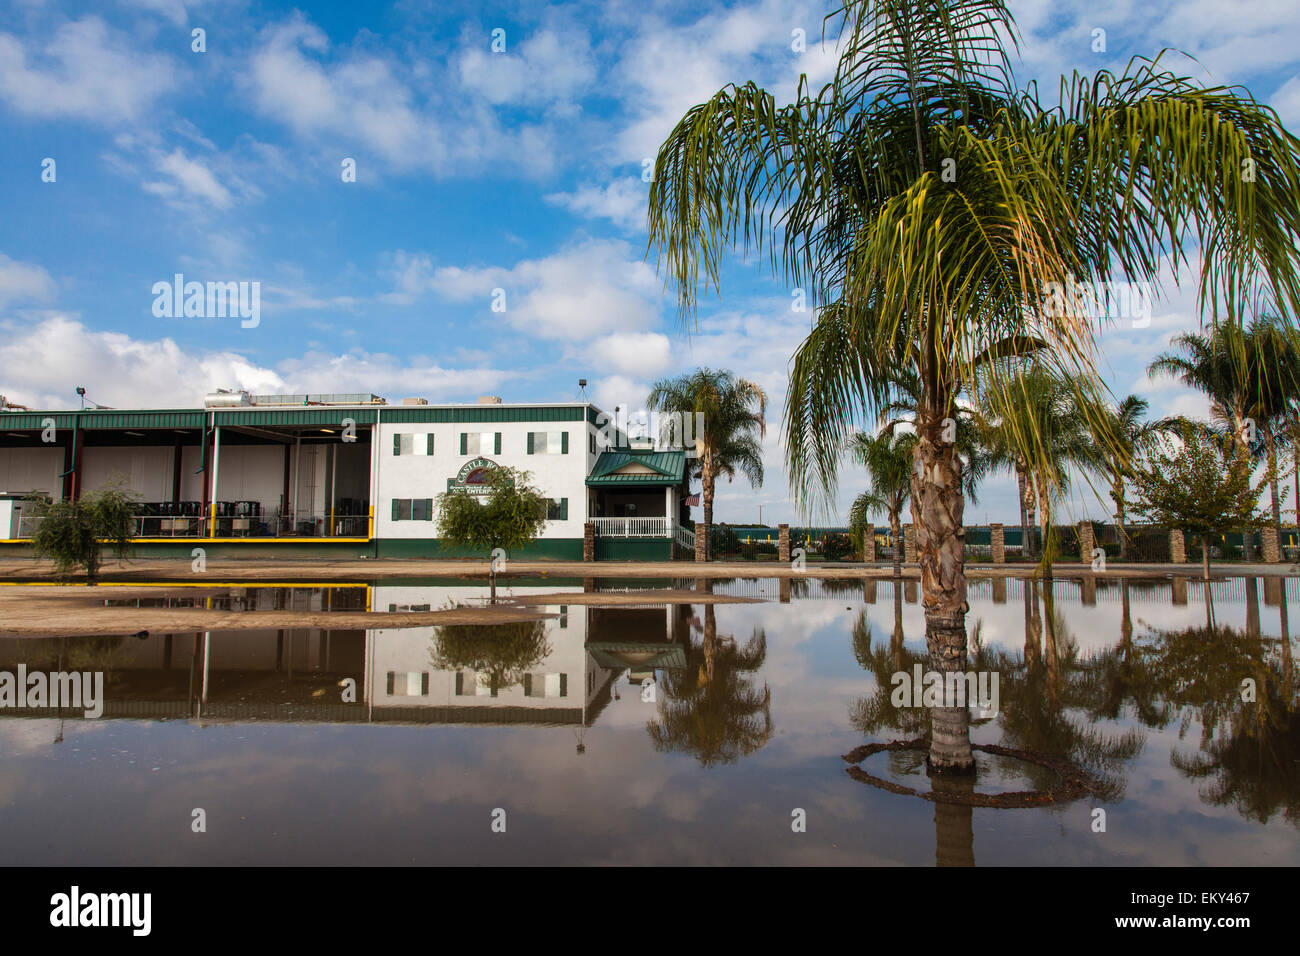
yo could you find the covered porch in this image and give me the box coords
[586,448,694,557]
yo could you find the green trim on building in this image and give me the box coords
[592,537,673,560]
[374,538,585,560]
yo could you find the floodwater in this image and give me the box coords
[0,575,1295,865]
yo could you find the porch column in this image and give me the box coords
[903,523,917,564]
[778,524,790,563]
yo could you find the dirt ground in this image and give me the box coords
[0,556,1292,637]
[0,584,757,637]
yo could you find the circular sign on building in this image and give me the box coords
[448,457,500,495]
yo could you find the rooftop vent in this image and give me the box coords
[204,389,251,408]
[477,396,503,405]
[401,397,429,406]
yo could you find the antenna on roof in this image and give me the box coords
[577,378,588,399]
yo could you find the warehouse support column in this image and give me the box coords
[171,439,183,505]
[209,424,221,538]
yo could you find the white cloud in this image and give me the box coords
[587,331,672,377]
[457,27,596,109]
[0,17,176,123]
[395,239,666,341]
[0,316,514,409]
[143,148,235,209]
[545,179,649,231]
[0,255,55,309]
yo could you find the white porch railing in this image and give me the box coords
[591,516,670,537]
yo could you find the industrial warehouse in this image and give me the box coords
[0,392,696,561]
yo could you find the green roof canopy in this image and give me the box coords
[586,449,687,486]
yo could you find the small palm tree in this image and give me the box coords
[1093,395,1160,559]
[847,428,916,575]
[646,368,766,554]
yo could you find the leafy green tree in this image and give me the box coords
[647,0,1300,772]
[646,368,766,555]
[1131,420,1272,580]
[435,466,549,603]
[28,478,139,583]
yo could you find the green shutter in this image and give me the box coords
[561,431,569,454]
[423,498,433,520]
[459,432,467,455]
[560,498,568,520]
[527,432,535,454]
[393,434,400,455]
[391,499,401,521]
[493,432,501,454]
[559,673,567,698]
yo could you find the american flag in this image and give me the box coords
[683,493,701,506]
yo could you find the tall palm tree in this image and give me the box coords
[646,368,766,553]
[647,0,1300,771]
[847,428,915,575]
[1093,395,1160,559]
[1150,317,1300,550]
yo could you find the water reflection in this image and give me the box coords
[0,575,1295,864]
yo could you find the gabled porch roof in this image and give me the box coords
[586,449,687,486]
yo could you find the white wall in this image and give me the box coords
[0,446,63,498]
[374,420,590,539]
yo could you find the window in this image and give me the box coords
[391,498,433,521]
[393,433,431,455]
[546,498,569,521]
[386,672,430,696]
[527,431,569,454]
[523,673,568,698]
[460,432,501,455]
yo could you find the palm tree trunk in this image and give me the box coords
[702,452,715,559]
[1201,532,1211,582]
[1265,428,1281,532]
[1016,468,1030,559]
[890,510,902,577]
[1113,476,1128,560]
[912,404,973,774]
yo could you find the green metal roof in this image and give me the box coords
[586,449,686,486]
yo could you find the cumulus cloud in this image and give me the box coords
[457,26,596,109]
[0,316,513,409]
[391,238,666,340]
[0,17,176,123]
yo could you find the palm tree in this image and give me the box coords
[1093,395,1160,559]
[646,368,766,556]
[847,428,915,575]
[1150,317,1300,552]
[647,0,1300,772]
[971,363,1096,570]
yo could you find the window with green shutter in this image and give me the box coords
[393,434,400,455]
[526,432,535,454]
[423,497,433,521]
[459,432,467,455]
[561,431,569,454]
[493,432,501,454]
[391,499,400,521]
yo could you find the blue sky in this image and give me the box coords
[2,0,1299,524]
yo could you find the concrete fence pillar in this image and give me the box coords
[1078,521,1095,563]
[990,523,1005,564]
[1080,576,1097,606]
[1261,526,1281,563]
[1170,529,1187,564]
[779,577,791,603]
[862,523,875,563]
[903,523,917,564]
[583,522,595,562]
[864,580,877,604]
[991,576,1007,604]
[695,522,707,562]
[778,523,791,564]
[1171,576,1188,605]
